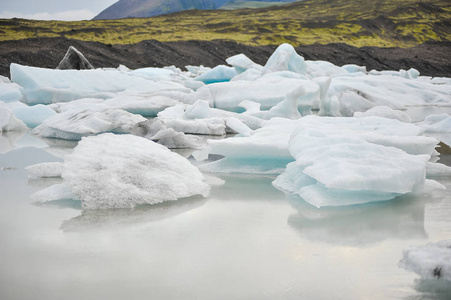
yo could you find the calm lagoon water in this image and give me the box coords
[1,130,450,300]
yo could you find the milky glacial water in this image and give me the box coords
[1,130,450,300]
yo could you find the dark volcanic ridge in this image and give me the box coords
[0,37,450,79]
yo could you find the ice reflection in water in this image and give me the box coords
[286,194,427,245]
[60,196,208,232]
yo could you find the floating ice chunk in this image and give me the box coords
[56,46,94,70]
[194,74,319,112]
[226,53,263,74]
[263,43,307,75]
[26,162,64,179]
[7,101,57,128]
[33,104,146,140]
[341,64,367,74]
[273,116,440,207]
[399,240,451,281]
[0,75,22,103]
[31,183,77,202]
[194,65,238,84]
[419,114,451,133]
[329,75,451,109]
[354,106,412,123]
[62,133,210,209]
[200,118,299,174]
[162,118,227,136]
[10,63,190,105]
[0,101,27,132]
[132,119,204,149]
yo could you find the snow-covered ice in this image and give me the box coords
[399,239,451,281]
[62,133,210,209]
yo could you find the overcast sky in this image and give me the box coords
[0,0,118,21]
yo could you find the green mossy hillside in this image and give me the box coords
[0,0,449,47]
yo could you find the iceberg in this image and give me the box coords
[263,43,307,75]
[33,103,146,140]
[62,133,210,209]
[272,116,441,207]
[399,239,451,281]
[10,63,190,105]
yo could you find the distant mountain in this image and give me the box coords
[93,0,300,20]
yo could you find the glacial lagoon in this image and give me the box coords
[1,129,450,300]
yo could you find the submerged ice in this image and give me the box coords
[7,42,451,208]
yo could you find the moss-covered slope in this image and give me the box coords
[0,0,449,47]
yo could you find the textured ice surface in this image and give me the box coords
[62,133,210,209]
[33,103,146,140]
[272,116,440,207]
[10,63,190,105]
[31,183,77,202]
[399,239,451,281]
[26,162,64,179]
[0,101,27,132]
[132,119,204,149]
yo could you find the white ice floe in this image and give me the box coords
[272,116,441,207]
[0,101,28,132]
[33,103,146,140]
[10,63,190,105]
[199,118,299,174]
[399,239,451,281]
[61,133,210,209]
